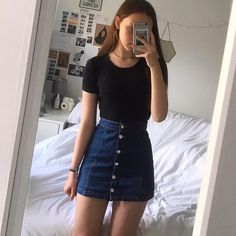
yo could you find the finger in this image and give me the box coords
[64,186,69,195]
[136,35,149,46]
[134,46,147,54]
[135,53,146,58]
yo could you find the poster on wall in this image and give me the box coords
[93,23,110,46]
[79,0,103,11]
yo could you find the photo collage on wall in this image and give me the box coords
[46,1,111,81]
[46,49,69,81]
[60,11,79,34]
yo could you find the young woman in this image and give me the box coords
[64,0,168,235]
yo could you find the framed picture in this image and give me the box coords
[79,0,103,11]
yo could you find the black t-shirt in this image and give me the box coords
[82,55,168,122]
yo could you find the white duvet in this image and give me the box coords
[21,111,210,236]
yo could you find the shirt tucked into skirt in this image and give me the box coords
[77,117,154,201]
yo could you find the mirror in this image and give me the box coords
[20,0,232,235]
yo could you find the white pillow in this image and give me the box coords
[67,101,100,124]
[66,102,83,124]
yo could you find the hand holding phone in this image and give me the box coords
[133,22,150,55]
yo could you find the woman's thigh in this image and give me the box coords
[107,201,147,236]
[73,194,109,236]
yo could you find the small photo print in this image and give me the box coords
[73,49,85,63]
[49,66,55,72]
[76,37,86,47]
[49,59,56,67]
[67,25,76,34]
[63,11,69,16]
[49,62,55,67]
[68,64,85,77]
[78,29,84,34]
[57,51,70,68]
[71,12,79,18]
[54,68,60,76]
[48,70,54,75]
[86,27,92,33]
[49,49,58,59]
[87,36,93,44]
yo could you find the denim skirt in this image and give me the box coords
[77,117,154,201]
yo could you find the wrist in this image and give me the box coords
[150,60,161,71]
[69,168,78,174]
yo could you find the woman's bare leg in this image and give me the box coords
[72,194,109,236]
[107,201,147,236]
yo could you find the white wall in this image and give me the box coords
[49,0,231,120]
[159,0,231,120]
[0,0,38,233]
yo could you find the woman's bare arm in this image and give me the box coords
[69,91,98,170]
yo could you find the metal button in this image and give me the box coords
[110,188,114,192]
[112,175,116,180]
[116,150,121,154]
[120,124,125,129]
[119,134,123,139]
[114,162,119,166]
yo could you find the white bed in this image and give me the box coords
[21,104,210,236]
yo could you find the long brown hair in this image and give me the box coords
[97,0,165,61]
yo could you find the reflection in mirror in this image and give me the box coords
[21,0,232,235]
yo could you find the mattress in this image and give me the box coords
[21,111,210,236]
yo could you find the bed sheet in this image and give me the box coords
[21,112,210,236]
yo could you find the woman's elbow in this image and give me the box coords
[151,112,168,122]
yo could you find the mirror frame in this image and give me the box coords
[2,0,236,235]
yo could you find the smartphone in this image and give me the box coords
[133,22,150,54]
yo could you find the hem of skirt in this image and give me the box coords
[77,188,154,202]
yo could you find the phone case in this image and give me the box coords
[133,22,150,54]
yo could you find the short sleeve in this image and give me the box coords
[158,58,168,86]
[82,58,99,93]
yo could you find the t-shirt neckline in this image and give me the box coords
[105,54,142,69]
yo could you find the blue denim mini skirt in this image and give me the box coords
[77,118,154,201]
